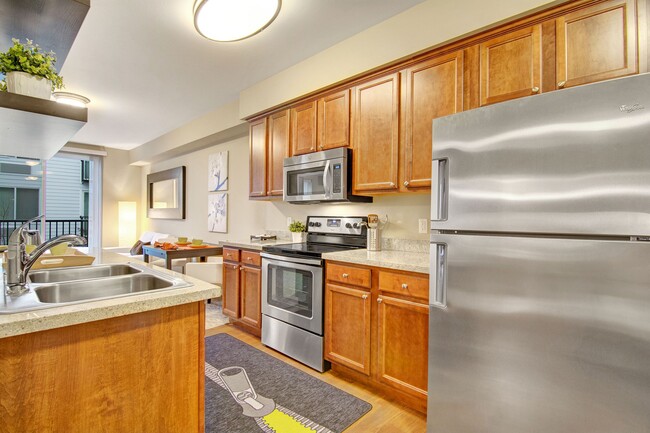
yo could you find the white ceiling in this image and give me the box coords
[61,0,425,150]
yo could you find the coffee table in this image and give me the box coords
[142,244,223,271]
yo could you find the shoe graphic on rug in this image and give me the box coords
[207,362,334,433]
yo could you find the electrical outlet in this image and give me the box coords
[287,217,293,226]
[418,219,428,234]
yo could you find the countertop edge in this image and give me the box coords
[323,250,430,274]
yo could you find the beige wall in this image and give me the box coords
[239,0,557,117]
[102,148,143,247]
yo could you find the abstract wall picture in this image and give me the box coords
[208,151,228,192]
[208,193,227,233]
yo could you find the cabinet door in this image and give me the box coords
[290,101,317,156]
[222,262,240,318]
[352,73,400,193]
[318,89,350,151]
[325,283,372,375]
[556,0,637,89]
[377,295,429,399]
[403,52,463,190]
[267,109,290,196]
[249,118,267,198]
[240,265,261,329]
[479,25,542,106]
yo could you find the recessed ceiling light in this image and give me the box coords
[52,91,90,108]
[25,160,40,166]
[25,176,39,181]
[193,0,281,42]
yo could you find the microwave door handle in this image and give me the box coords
[323,160,331,198]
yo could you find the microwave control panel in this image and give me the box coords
[332,163,342,193]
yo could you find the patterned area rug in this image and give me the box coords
[205,333,372,433]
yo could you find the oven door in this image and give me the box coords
[261,253,323,335]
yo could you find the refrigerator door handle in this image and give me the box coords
[431,159,449,221]
[430,243,447,309]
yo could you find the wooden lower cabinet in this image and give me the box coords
[0,302,205,433]
[377,295,429,399]
[222,246,262,336]
[324,261,429,413]
[325,283,372,375]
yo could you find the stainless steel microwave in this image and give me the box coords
[283,148,372,204]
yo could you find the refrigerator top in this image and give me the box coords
[431,73,650,238]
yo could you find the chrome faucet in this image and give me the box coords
[5,215,86,295]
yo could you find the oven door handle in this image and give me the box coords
[261,252,323,267]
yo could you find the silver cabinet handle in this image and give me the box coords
[403,181,409,187]
[558,81,566,88]
[239,266,243,270]
[342,273,349,278]
[532,86,540,93]
[362,294,368,300]
[377,298,383,304]
[246,257,252,261]
[401,283,408,289]
[389,182,396,188]
[319,145,324,150]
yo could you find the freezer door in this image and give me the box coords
[431,73,650,237]
[428,234,650,433]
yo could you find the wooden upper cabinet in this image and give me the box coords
[267,109,290,196]
[352,73,400,193]
[248,118,267,198]
[290,101,317,156]
[479,25,542,106]
[318,89,350,151]
[403,52,464,190]
[556,0,637,89]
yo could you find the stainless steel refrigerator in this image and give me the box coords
[428,73,650,433]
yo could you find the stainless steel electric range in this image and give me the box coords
[260,216,367,372]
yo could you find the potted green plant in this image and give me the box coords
[289,220,307,243]
[0,38,64,99]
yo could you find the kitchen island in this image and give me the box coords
[0,249,218,433]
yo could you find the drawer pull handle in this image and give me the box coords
[362,294,368,300]
[247,257,252,261]
[377,298,383,304]
[342,273,349,278]
[532,86,540,93]
[401,283,408,289]
[558,81,566,88]
[403,181,409,187]
[239,266,243,270]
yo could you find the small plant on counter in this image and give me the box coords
[0,38,64,90]
[289,221,306,233]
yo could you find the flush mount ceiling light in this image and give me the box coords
[24,160,40,166]
[193,0,281,42]
[52,91,90,108]
[25,176,39,181]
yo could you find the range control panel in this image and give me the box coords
[306,216,366,236]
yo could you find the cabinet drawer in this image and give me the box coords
[240,250,261,267]
[223,247,240,262]
[378,270,429,302]
[327,263,371,288]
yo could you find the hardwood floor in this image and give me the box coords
[205,325,427,433]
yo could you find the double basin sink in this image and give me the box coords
[1,263,192,313]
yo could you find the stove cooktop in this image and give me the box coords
[262,242,364,259]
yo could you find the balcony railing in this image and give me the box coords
[0,218,89,246]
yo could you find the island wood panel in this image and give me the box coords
[290,100,317,156]
[403,51,463,190]
[479,25,543,106]
[376,295,429,399]
[249,117,267,198]
[325,283,372,375]
[267,109,290,196]
[556,0,638,88]
[352,73,400,193]
[223,261,241,318]
[0,302,205,433]
[240,265,262,329]
[318,89,351,151]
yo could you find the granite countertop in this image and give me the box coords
[0,248,218,339]
[323,249,430,274]
[220,239,293,251]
